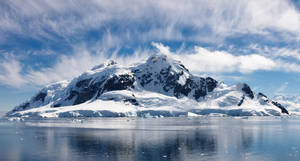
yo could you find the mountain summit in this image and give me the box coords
[7,54,289,118]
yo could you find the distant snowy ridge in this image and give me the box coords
[6,54,289,118]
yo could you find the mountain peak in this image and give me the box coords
[142,54,189,74]
[146,54,168,64]
[236,83,254,99]
[7,54,289,118]
[91,60,117,71]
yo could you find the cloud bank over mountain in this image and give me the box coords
[2,42,300,89]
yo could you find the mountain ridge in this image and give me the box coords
[273,95,300,115]
[6,54,289,118]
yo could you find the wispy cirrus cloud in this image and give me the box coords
[1,0,300,45]
[259,46,300,62]
[0,46,151,87]
[0,55,26,87]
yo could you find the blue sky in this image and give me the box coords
[1,0,300,110]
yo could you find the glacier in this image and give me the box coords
[6,54,289,118]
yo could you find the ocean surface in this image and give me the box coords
[0,117,300,161]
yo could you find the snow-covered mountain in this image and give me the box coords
[6,54,289,118]
[273,95,300,115]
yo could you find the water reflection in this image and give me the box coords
[1,117,300,161]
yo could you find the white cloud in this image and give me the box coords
[0,46,150,88]
[245,0,300,33]
[153,44,277,73]
[248,44,300,62]
[152,42,172,55]
[270,47,300,61]
[238,54,276,73]
[2,42,300,88]
[24,48,150,86]
[25,51,104,86]
[154,43,300,74]
[2,0,300,43]
[276,60,300,73]
[0,57,27,87]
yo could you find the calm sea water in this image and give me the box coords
[0,117,300,161]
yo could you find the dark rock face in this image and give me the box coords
[34,93,47,102]
[53,104,61,107]
[206,77,218,92]
[238,96,245,106]
[193,78,213,100]
[103,74,135,92]
[242,84,254,99]
[258,92,267,98]
[133,57,218,100]
[139,72,153,87]
[271,101,289,114]
[124,98,139,105]
[74,89,96,105]
[174,78,193,97]
[65,78,105,106]
[194,88,207,99]
[61,74,135,106]
[258,92,289,114]
[174,77,218,100]
[21,102,30,109]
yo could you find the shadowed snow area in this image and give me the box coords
[6,54,289,118]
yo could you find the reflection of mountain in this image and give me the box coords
[9,118,294,161]
[35,119,255,161]
[66,129,217,161]
[7,54,288,117]
[3,118,300,161]
[36,125,220,161]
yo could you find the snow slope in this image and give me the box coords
[273,95,300,115]
[6,54,289,118]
